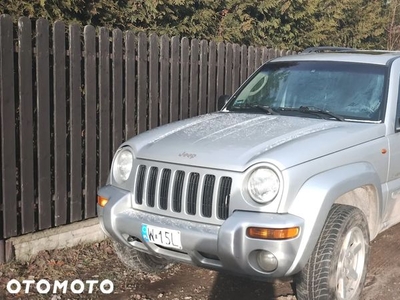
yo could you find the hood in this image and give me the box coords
[126,112,385,171]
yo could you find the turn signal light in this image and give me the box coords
[247,227,299,240]
[97,196,109,207]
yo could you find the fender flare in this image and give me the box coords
[285,162,382,275]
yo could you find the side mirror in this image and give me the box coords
[217,95,231,110]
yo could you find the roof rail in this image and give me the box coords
[302,46,356,53]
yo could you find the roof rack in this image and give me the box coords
[302,46,356,53]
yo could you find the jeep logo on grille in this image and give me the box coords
[179,152,197,159]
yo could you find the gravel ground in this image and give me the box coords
[1,222,400,300]
[0,240,295,300]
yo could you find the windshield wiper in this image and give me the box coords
[253,105,280,115]
[299,106,344,121]
[277,106,344,121]
[232,104,279,115]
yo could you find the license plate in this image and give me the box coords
[141,224,182,250]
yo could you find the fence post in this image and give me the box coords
[198,40,208,115]
[36,18,52,230]
[18,17,35,234]
[224,43,233,96]
[0,239,15,263]
[99,27,110,187]
[232,44,241,92]
[125,30,136,139]
[112,29,123,153]
[1,14,18,238]
[240,45,248,85]
[189,39,199,118]
[149,33,159,130]
[53,20,68,226]
[207,41,217,113]
[69,23,83,223]
[160,35,170,126]
[216,42,225,102]
[180,37,189,120]
[84,25,97,219]
[137,32,148,133]
[0,240,4,263]
[170,36,179,122]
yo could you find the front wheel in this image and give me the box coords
[295,204,370,300]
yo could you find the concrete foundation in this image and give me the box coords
[8,218,107,262]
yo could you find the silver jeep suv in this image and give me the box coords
[98,47,398,299]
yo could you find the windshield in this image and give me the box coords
[227,61,387,122]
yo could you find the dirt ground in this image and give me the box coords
[1,222,400,300]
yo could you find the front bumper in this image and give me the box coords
[98,185,304,279]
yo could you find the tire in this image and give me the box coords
[113,241,174,273]
[295,204,370,300]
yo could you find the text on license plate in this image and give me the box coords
[141,224,182,250]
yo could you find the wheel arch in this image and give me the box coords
[335,184,380,240]
[286,162,382,275]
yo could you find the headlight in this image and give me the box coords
[247,167,280,203]
[113,148,133,183]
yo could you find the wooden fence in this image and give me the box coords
[0,14,295,261]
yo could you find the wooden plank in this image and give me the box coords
[53,20,67,226]
[240,45,248,84]
[216,42,225,99]
[262,47,269,64]
[18,17,35,233]
[207,41,216,112]
[170,36,179,122]
[125,31,136,139]
[149,33,159,129]
[0,15,17,237]
[69,24,82,222]
[255,47,262,69]
[112,29,123,153]
[99,27,110,186]
[269,48,276,60]
[5,239,14,262]
[160,35,169,125]
[180,37,189,119]
[198,40,208,115]
[224,43,233,96]
[0,240,4,263]
[84,25,97,219]
[189,39,199,118]
[36,18,52,230]
[232,44,240,92]
[137,32,147,133]
[247,46,255,76]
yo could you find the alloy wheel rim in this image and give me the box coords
[336,226,366,300]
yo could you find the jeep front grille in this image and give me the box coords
[172,170,185,213]
[159,169,171,210]
[202,175,215,218]
[134,165,232,220]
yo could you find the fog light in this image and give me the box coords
[97,195,109,207]
[257,250,278,272]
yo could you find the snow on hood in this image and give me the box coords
[125,112,385,171]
